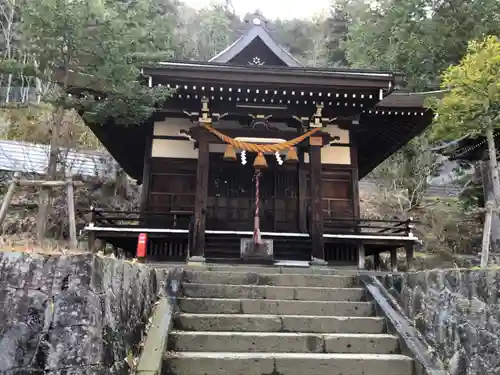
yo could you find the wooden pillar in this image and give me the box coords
[309,138,324,263]
[373,251,381,270]
[405,242,414,270]
[66,178,77,250]
[298,150,307,232]
[390,249,398,272]
[140,119,153,216]
[191,132,209,261]
[88,207,97,253]
[358,243,365,270]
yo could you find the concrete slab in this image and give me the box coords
[178,297,373,316]
[164,352,413,375]
[183,270,359,287]
[174,314,386,334]
[181,283,365,301]
[170,331,399,354]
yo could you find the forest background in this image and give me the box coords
[0,0,498,265]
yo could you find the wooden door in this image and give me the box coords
[206,154,298,233]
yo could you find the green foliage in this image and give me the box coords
[0,59,38,77]
[173,3,239,61]
[430,35,500,141]
[19,0,176,125]
[322,0,350,67]
[334,0,500,90]
[0,104,101,150]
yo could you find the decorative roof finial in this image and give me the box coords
[244,10,268,28]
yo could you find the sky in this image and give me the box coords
[183,0,331,20]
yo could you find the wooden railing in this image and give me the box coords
[323,217,415,236]
[85,208,414,237]
[84,207,193,230]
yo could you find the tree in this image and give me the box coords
[17,0,175,241]
[174,4,236,61]
[431,35,500,260]
[369,136,440,212]
[340,0,500,90]
[431,36,500,198]
[322,0,350,67]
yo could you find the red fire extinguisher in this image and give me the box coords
[136,233,147,259]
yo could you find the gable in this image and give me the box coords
[209,13,304,67]
[227,37,288,66]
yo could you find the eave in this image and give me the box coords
[142,61,402,91]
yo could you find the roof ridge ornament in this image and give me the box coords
[244,11,268,29]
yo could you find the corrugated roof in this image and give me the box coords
[0,140,118,177]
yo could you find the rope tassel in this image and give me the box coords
[223,144,237,161]
[285,147,299,163]
[253,152,268,169]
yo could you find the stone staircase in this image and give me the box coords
[164,266,413,375]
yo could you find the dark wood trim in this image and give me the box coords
[309,142,324,261]
[191,130,209,258]
[298,147,307,233]
[350,134,360,218]
[140,118,153,213]
[152,135,193,141]
[142,63,396,90]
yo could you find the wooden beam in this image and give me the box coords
[309,140,324,263]
[66,177,77,250]
[140,119,153,215]
[142,65,394,89]
[298,150,307,233]
[191,130,209,261]
[0,172,20,228]
[350,132,360,219]
[358,243,366,270]
[405,242,414,270]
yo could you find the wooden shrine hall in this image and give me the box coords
[82,12,434,269]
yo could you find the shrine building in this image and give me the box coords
[82,12,434,269]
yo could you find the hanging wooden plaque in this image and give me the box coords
[310,136,323,146]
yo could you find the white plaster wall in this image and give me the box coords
[153,119,192,137]
[325,125,349,144]
[151,121,351,163]
[151,139,198,158]
[304,146,351,165]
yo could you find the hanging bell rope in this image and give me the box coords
[202,124,321,153]
[253,170,262,245]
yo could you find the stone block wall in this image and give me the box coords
[382,269,500,375]
[0,252,180,375]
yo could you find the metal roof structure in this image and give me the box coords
[0,140,118,177]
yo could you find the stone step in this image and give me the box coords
[182,283,365,301]
[169,331,399,354]
[180,264,355,274]
[178,298,373,316]
[163,352,413,375]
[184,270,359,288]
[174,314,386,333]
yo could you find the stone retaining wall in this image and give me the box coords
[0,252,181,375]
[382,269,500,375]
